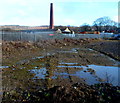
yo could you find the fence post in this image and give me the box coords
[34,33,36,42]
[2,30,3,41]
[20,31,22,41]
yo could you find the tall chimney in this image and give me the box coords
[50,3,54,29]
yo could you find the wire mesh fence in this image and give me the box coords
[0,30,115,42]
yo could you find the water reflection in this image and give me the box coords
[30,67,47,79]
[58,48,78,53]
[28,47,120,86]
[57,65,83,68]
[0,66,9,68]
[59,62,78,65]
[30,63,119,86]
[56,64,119,86]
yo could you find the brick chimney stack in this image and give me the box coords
[49,3,54,29]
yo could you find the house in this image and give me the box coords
[62,28,71,34]
[55,29,62,34]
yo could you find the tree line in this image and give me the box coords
[55,16,119,34]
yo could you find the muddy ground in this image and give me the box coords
[1,38,120,103]
[85,40,120,61]
[2,39,120,65]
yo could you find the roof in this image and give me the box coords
[56,29,62,33]
[63,28,71,32]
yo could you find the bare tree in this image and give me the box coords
[93,16,118,32]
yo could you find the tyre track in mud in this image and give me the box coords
[84,40,120,61]
[88,48,120,62]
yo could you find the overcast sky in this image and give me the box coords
[0,0,119,26]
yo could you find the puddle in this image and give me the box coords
[58,48,78,53]
[28,47,120,86]
[32,53,56,59]
[56,64,119,86]
[59,51,78,53]
[71,48,78,52]
[9,47,120,88]
[12,68,16,70]
[88,48,94,51]
[29,67,47,79]
[59,62,78,65]
[0,66,9,68]
[29,61,119,86]
[33,56,45,59]
[57,65,82,68]
[77,65,119,86]
[54,72,71,79]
